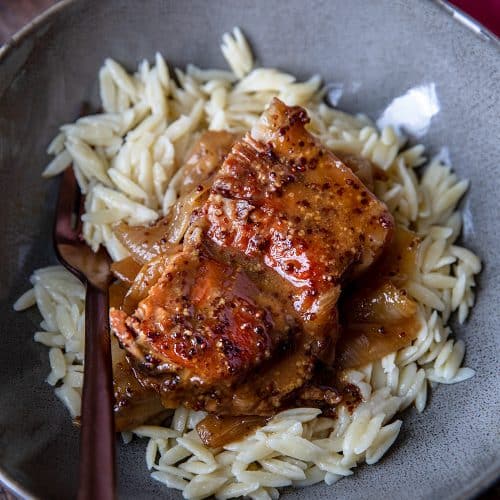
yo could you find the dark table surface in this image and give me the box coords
[0,1,498,499]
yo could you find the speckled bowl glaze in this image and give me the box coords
[0,1,498,498]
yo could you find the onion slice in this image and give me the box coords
[196,414,268,448]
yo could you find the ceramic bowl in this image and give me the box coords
[0,1,498,498]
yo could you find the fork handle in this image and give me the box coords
[78,283,116,500]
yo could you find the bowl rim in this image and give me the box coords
[432,0,499,44]
[0,0,498,498]
[0,3,76,498]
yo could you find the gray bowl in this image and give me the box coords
[0,1,498,498]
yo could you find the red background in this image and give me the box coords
[451,0,500,36]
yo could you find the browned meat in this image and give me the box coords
[206,99,393,328]
[111,244,299,412]
[110,99,393,418]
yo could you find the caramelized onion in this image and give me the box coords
[113,186,208,264]
[337,290,421,369]
[165,187,209,244]
[109,281,129,309]
[113,220,170,264]
[372,226,421,285]
[179,130,238,195]
[335,153,375,191]
[196,415,267,448]
[334,152,390,193]
[345,281,417,324]
[112,335,167,432]
[337,226,422,368]
[110,256,142,285]
[122,253,176,313]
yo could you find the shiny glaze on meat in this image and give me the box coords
[206,99,393,330]
[111,235,338,415]
[110,100,394,420]
[110,246,297,406]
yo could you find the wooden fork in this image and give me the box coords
[53,167,116,500]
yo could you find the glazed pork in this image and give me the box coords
[207,99,393,324]
[110,99,394,421]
